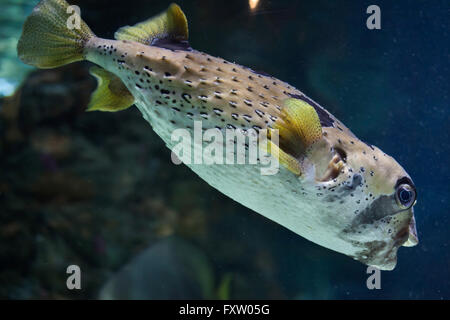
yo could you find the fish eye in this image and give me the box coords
[395,184,416,209]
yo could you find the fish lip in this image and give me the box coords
[376,209,418,270]
[391,207,418,248]
[345,207,417,270]
[402,212,418,247]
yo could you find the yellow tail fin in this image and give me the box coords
[17,0,94,68]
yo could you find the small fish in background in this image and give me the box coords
[99,237,224,300]
[17,0,418,270]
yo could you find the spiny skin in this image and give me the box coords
[85,37,417,270]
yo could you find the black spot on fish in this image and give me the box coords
[243,115,252,122]
[255,109,264,117]
[363,141,375,150]
[229,101,237,108]
[182,93,192,103]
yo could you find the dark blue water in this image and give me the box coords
[227,0,450,299]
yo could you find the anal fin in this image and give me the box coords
[87,67,135,112]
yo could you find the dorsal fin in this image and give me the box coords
[114,3,189,48]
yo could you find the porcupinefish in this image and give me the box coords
[17,0,418,270]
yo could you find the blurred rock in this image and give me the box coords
[99,237,214,300]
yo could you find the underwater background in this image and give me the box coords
[0,0,448,299]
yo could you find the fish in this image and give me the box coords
[17,0,418,270]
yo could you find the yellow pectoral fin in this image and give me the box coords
[114,3,189,45]
[265,97,323,175]
[275,98,323,152]
[260,137,302,176]
[87,67,135,112]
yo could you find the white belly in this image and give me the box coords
[134,100,361,260]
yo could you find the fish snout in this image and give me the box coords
[402,213,418,247]
[368,209,418,270]
[345,206,418,270]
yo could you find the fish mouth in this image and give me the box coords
[367,210,417,270]
[402,213,418,247]
[342,204,418,270]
